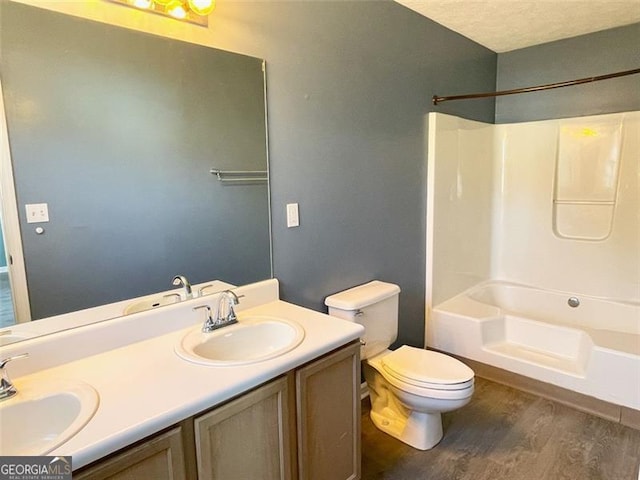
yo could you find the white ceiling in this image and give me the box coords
[395,1,640,52]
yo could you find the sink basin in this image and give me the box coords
[124,294,182,315]
[0,379,99,456]
[175,316,305,366]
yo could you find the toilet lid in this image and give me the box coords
[381,346,474,390]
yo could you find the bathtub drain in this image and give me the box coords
[567,297,580,308]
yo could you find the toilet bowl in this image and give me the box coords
[325,281,474,450]
[365,346,473,449]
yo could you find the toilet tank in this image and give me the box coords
[325,281,401,359]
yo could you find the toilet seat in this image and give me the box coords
[380,346,474,391]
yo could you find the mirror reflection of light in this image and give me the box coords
[166,1,188,19]
[110,0,213,24]
[131,0,153,9]
[188,0,216,15]
[562,126,600,139]
[581,127,598,137]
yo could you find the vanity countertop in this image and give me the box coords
[1,279,364,469]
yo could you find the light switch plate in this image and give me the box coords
[25,203,49,223]
[286,203,299,228]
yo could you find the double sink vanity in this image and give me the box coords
[0,279,364,479]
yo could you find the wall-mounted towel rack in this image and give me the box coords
[210,168,268,184]
[432,67,640,105]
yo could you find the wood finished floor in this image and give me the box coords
[0,271,15,327]
[362,377,640,480]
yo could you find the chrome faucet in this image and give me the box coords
[216,290,240,325]
[172,275,193,300]
[0,353,29,401]
[193,290,240,333]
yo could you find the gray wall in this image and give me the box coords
[496,23,640,123]
[205,1,496,348]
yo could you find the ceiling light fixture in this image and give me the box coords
[108,0,215,26]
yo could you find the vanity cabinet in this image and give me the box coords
[194,375,293,480]
[73,427,187,480]
[296,341,361,480]
[193,341,361,480]
[74,341,360,480]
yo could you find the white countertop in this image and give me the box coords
[1,279,364,469]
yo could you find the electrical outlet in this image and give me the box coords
[25,203,49,223]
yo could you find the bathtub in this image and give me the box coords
[427,281,640,410]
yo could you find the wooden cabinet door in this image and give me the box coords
[194,375,293,480]
[296,342,361,480]
[73,427,186,480]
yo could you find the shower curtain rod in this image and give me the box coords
[432,67,640,105]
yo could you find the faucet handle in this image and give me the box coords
[0,353,29,401]
[0,353,29,370]
[229,291,240,305]
[197,284,214,296]
[193,305,216,333]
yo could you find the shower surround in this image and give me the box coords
[426,111,639,414]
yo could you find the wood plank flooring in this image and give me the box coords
[0,271,15,327]
[362,377,640,480]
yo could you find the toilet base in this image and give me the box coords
[364,362,446,450]
[369,408,444,450]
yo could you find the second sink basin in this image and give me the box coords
[124,294,182,315]
[175,316,305,366]
[0,379,99,456]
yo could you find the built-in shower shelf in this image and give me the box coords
[483,342,587,377]
[553,200,615,205]
[552,117,623,241]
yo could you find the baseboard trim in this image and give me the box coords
[449,353,639,431]
[621,406,640,430]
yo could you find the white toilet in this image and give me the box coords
[325,280,474,450]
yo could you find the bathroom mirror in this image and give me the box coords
[0,3,272,335]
